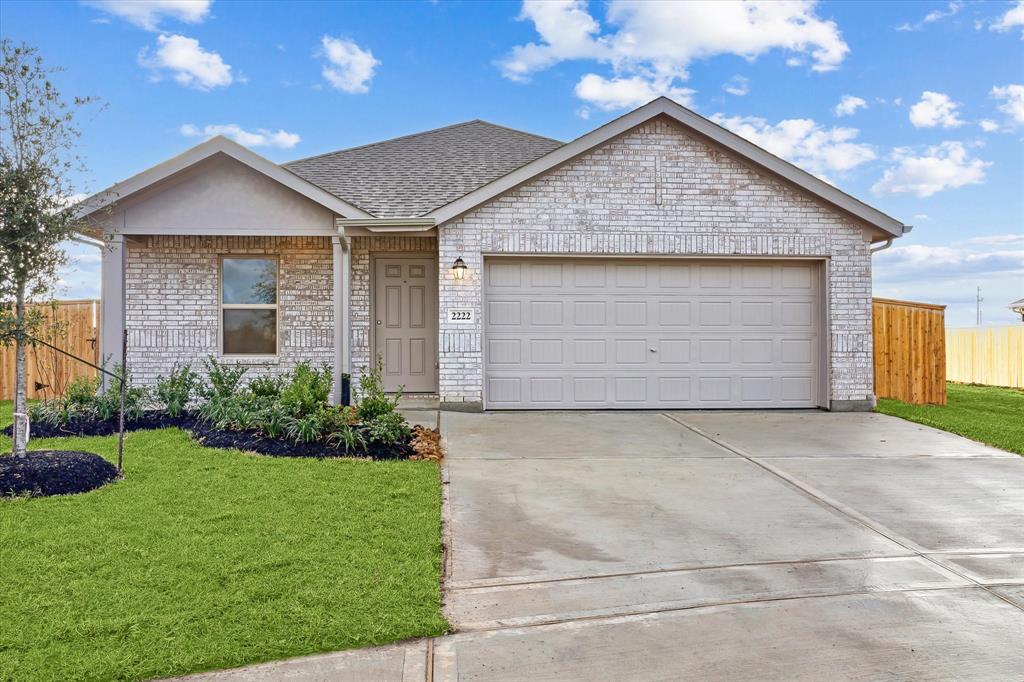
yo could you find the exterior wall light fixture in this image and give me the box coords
[452,257,468,280]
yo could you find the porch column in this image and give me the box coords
[332,235,352,404]
[99,233,125,390]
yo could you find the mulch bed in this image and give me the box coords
[1,450,120,498]
[5,412,418,461]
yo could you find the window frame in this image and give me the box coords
[218,255,280,357]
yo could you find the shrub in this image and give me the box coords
[279,362,332,417]
[365,411,412,446]
[356,356,400,422]
[154,364,201,417]
[248,374,284,399]
[202,357,247,399]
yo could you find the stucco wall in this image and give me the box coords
[348,235,437,381]
[97,154,337,234]
[124,235,334,385]
[437,116,875,408]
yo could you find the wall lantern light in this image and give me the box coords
[451,257,468,280]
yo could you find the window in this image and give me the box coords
[220,257,278,355]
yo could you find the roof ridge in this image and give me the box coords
[283,119,561,167]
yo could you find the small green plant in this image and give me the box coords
[365,411,412,446]
[279,362,332,417]
[202,357,247,399]
[155,363,201,417]
[256,403,288,439]
[356,355,401,422]
[283,412,325,444]
[327,422,366,453]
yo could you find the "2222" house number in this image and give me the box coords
[448,309,475,323]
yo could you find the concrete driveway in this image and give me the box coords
[437,410,1024,680]
[179,410,1024,681]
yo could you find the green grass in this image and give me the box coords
[876,383,1024,455]
[0,401,447,681]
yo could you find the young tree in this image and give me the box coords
[0,40,97,456]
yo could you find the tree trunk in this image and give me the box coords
[12,293,29,457]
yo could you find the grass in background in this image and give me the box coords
[0,401,447,681]
[876,383,1024,455]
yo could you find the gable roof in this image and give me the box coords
[284,120,563,218]
[74,135,372,224]
[426,98,906,238]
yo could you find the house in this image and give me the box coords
[1011,298,1024,321]
[75,97,908,412]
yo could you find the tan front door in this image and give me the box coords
[373,257,438,393]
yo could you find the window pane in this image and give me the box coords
[222,258,277,304]
[223,309,276,355]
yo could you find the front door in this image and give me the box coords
[373,257,438,393]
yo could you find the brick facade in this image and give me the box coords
[124,117,878,409]
[124,235,334,385]
[438,117,875,408]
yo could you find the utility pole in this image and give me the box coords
[976,286,983,326]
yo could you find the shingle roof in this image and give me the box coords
[283,120,564,218]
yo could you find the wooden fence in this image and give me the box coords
[946,326,1024,388]
[872,298,947,405]
[0,300,100,401]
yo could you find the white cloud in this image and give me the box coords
[318,36,379,94]
[990,0,1024,37]
[908,91,965,128]
[139,34,232,90]
[895,1,963,31]
[871,141,989,197]
[180,123,301,149]
[912,213,930,221]
[834,94,867,117]
[992,83,1024,125]
[500,0,605,82]
[723,75,750,96]
[710,114,876,180]
[83,0,211,31]
[575,74,694,110]
[499,0,849,111]
[979,118,1000,132]
[875,243,1024,280]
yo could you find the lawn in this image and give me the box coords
[876,382,1024,455]
[0,400,447,681]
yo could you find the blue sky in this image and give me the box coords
[2,0,1022,326]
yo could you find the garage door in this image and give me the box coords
[483,258,822,409]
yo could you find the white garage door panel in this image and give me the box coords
[484,258,821,409]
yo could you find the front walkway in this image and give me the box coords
[175,410,1024,681]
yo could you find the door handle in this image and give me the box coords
[376,320,382,325]
[650,348,657,352]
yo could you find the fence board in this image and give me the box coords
[0,300,100,400]
[872,298,947,405]
[945,326,1024,388]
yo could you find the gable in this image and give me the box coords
[429,98,903,240]
[88,153,338,235]
[448,116,874,241]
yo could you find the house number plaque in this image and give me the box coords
[448,308,475,323]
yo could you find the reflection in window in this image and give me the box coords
[221,257,278,355]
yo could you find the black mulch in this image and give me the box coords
[5,412,415,461]
[187,422,414,460]
[1,450,120,497]
[4,412,195,439]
